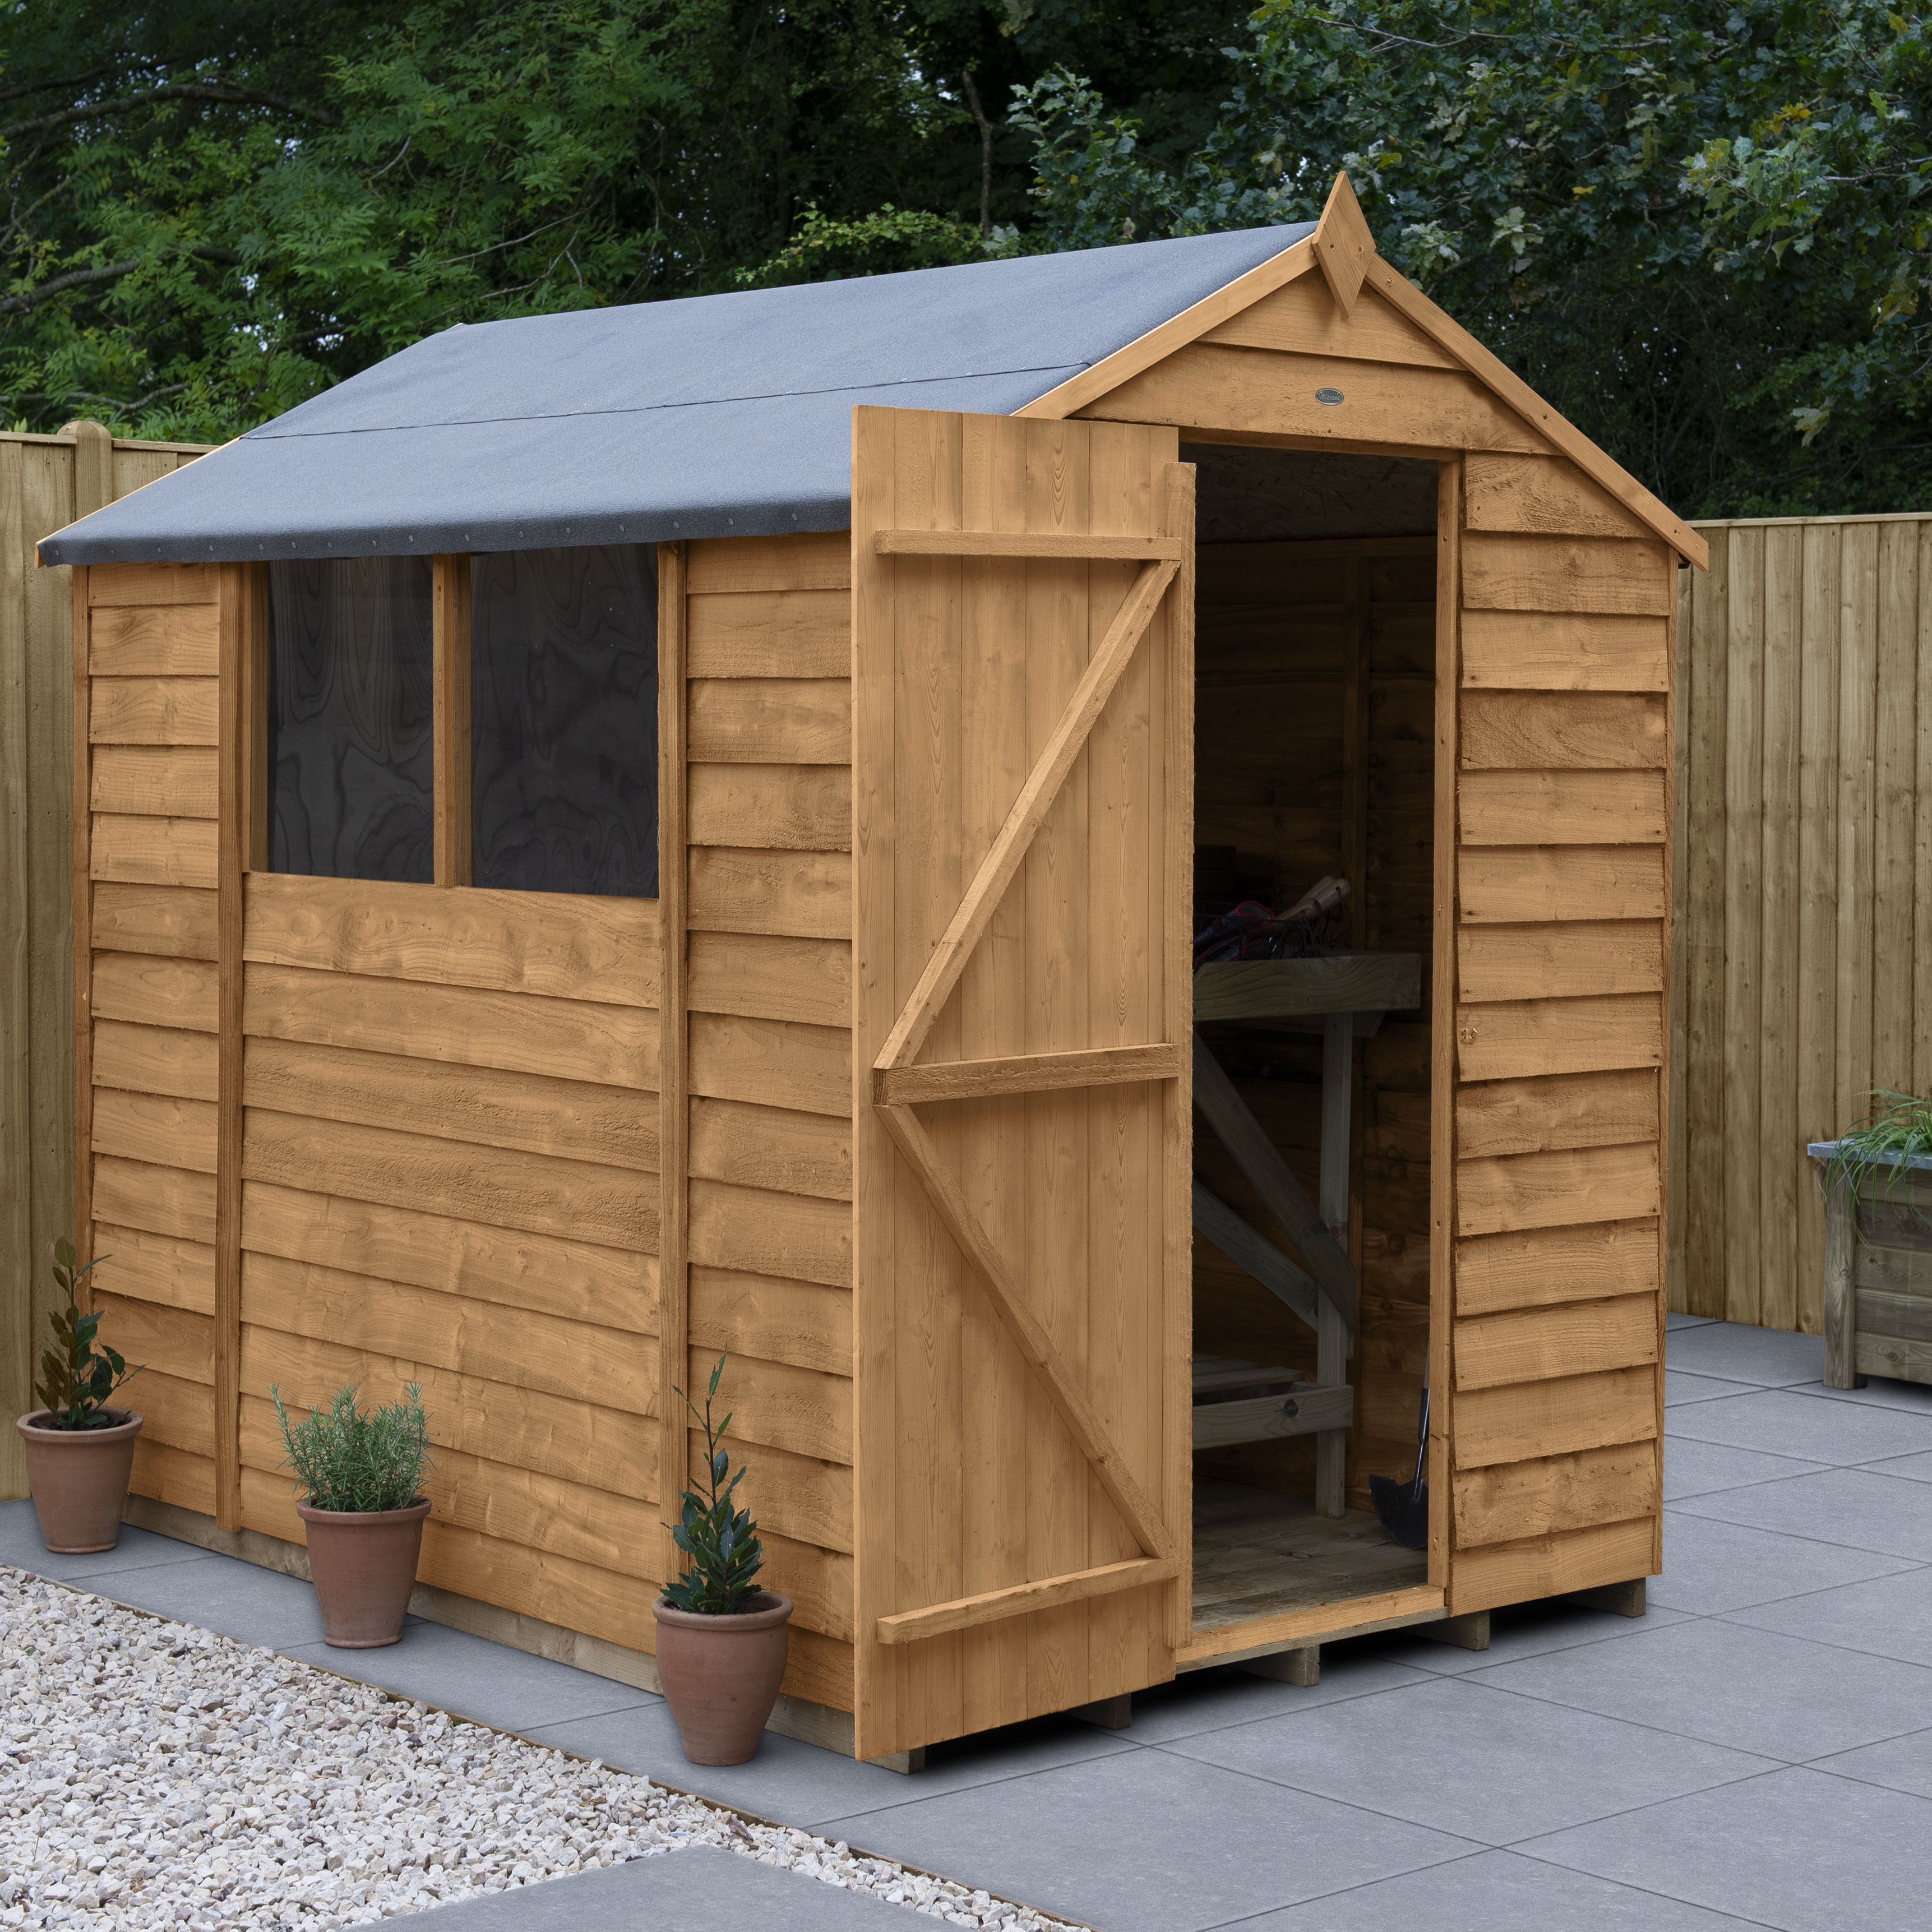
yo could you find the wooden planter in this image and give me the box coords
[1810,1141,1932,1388]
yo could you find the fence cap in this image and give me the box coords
[1808,1139,1932,1170]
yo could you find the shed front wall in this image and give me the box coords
[1084,266,1672,1615]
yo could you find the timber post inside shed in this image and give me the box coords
[41,173,1704,1765]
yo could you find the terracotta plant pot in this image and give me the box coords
[297,1498,431,1648]
[652,1591,793,1764]
[16,1408,143,1553]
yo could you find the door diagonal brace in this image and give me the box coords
[875,1100,1175,1566]
[875,556,1178,1075]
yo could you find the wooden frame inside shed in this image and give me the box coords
[64,177,1703,1763]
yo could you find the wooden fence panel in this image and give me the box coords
[2,423,207,1497]
[1670,513,1932,1331]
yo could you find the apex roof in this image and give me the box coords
[38,224,1315,566]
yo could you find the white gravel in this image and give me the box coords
[0,1568,1079,1931]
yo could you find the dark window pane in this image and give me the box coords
[267,557,435,882]
[470,545,659,897]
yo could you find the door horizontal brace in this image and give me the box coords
[876,1556,1177,1646]
[873,1042,1182,1105]
[875,529,1186,562]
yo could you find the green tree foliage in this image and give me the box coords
[1011,2,1932,515]
[6,3,1928,513]
[0,0,1249,440]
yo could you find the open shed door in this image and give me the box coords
[851,406,1193,1759]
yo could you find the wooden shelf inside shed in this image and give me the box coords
[1192,1479,1427,1632]
[1193,950,1422,1023]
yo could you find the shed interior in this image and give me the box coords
[1183,442,1440,1635]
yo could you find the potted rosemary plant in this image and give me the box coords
[16,1239,145,1553]
[272,1381,432,1648]
[653,1356,792,1765]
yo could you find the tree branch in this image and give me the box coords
[0,244,244,315]
[4,81,340,140]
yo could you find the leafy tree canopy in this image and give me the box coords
[0,0,1247,439]
[1014,1,1932,515]
[2,1,1927,514]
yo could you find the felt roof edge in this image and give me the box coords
[38,223,1316,567]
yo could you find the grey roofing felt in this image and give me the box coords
[40,223,1314,566]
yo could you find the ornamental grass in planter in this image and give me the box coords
[653,1356,792,1765]
[272,1382,433,1648]
[16,1239,145,1553]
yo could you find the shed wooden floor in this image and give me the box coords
[1191,1480,1426,1631]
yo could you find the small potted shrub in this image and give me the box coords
[17,1239,145,1552]
[653,1357,792,1764]
[272,1381,432,1648]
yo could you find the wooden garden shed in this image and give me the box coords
[41,177,1704,1764]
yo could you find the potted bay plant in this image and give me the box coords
[272,1381,432,1648]
[653,1356,792,1765]
[16,1238,145,1553]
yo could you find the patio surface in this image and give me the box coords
[8,1315,1932,1930]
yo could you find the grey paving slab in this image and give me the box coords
[1120,1651,1435,1743]
[1810,1723,1932,1800]
[1665,1321,1824,1387]
[526,1698,1136,1828]
[0,1499,214,1585]
[1163,1674,1773,1845]
[283,1622,653,1732]
[1725,1568,1932,1671]
[85,1551,330,1648]
[1230,1847,1764,1930]
[386,1846,911,1927]
[1649,1510,1916,1615]
[1663,1436,1831,1501]
[1366,1598,1693,1675]
[1666,1313,1719,1332]
[1467,1616,1932,1762]
[1799,1374,1932,1418]
[1665,1386,1932,1464]
[1665,1371,1746,1408]
[1862,1447,1932,1483]
[1519,1764,1932,1932]
[1671,1467,1932,1563]
[813,1749,1474,1932]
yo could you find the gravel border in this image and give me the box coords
[0,1567,1085,1931]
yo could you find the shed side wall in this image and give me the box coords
[669,530,857,1709]
[1448,503,1674,1612]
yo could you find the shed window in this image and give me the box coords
[266,556,435,882]
[469,544,658,896]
